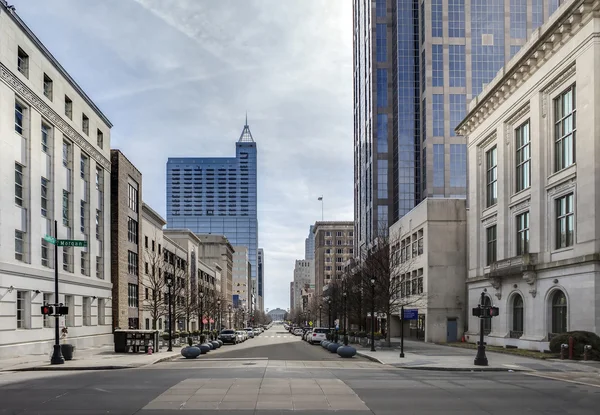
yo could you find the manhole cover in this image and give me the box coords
[243,363,256,366]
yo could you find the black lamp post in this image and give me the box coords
[370,277,376,352]
[343,290,348,346]
[319,304,323,327]
[217,299,221,332]
[199,291,205,334]
[166,275,173,352]
[474,291,489,366]
[327,298,332,329]
[228,304,232,328]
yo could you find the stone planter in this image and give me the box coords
[198,344,211,354]
[217,340,223,347]
[210,341,220,349]
[60,344,74,361]
[321,340,330,349]
[337,345,357,358]
[181,346,201,359]
[327,343,341,353]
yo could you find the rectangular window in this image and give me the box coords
[81,251,88,276]
[41,123,49,153]
[63,247,72,272]
[432,0,443,37]
[432,44,443,87]
[80,155,87,179]
[128,183,138,212]
[82,114,89,135]
[128,284,139,308]
[377,114,388,153]
[62,190,70,226]
[515,120,531,192]
[15,163,23,206]
[15,230,24,261]
[128,251,138,275]
[433,94,444,136]
[95,209,101,239]
[15,102,24,134]
[448,0,466,37]
[450,144,467,187]
[97,129,103,149]
[556,193,574,248]
[43,73,53,100]
[377,160,388,198]
[95,168,102,190]
[63,141,70,167]
[376,24,387,62]
[516,211,529,255]
[96,256,103,279]
[65,95,73,119]
[41,238,50,267]
[127,217,138,244]
[376,0,386,17]
[43,293,52,328]
[554,85,576,171]
[449,45,466,87]
[486,147,498,207]
[17,291,27,328]
[433,144,445,188]
[17,47,29,77]
[510,0,527,39]
[144,236,148,248]
[449,94,466,137]
[486,225,497,265]
[377,69,387,107]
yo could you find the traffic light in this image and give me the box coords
[472,307,481,317]
[489,306,500,317]
[41,305,54,315]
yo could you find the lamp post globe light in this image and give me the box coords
[199,291,205,334]
[217,299,221,332]
[327,298,332,329]
[166,275,173,352]
[319,304,323,328]
[370,278,376,352]
[343,291,348,346]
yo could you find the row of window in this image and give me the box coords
[16,47,104,148]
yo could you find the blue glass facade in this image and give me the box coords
[166,125,258,291]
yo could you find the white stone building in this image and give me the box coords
[389,199,467,343]
[456,0,600,351]
[0,3,112,358]
[293,259,314,311]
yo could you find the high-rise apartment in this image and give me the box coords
[166,121,258,305]
[313,222,355,294]
[0,1,112,358]
[353,0,564,254]
[304,225,315,260]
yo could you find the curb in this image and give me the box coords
[355,351,385,365]
[9,365,136,372]
[392,365,528,372]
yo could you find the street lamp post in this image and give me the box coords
[166,275,173,352]
[327,299,332,329]
[228,304,232,328]
[199,291,205,334]
[217,299,221,333]
[319,304,323,328]
[370,278,376,352]
[343,291,348,346]
[474,291,489,366]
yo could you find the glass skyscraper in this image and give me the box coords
[354,0,564,254]
[166,122,258,297]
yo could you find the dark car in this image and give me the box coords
[218,329,237,344]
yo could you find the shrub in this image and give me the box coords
[549,331,600,360]
[161,333,170,341]
[179,331,188,338]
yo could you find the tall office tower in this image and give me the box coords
[293,259,314,311]
[353,0,562,255]
[166,121,258,305]
[257,248,264,311]
[304,225,315,260]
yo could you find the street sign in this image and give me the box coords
[403,309,418,320]
[43,235,56,245]
[57,239,87,247]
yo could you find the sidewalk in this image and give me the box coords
[0,345,180,372]
[355,339,600,373]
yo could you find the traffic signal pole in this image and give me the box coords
[50,220,64,365]
[474,291,488,366]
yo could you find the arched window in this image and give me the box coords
[511,294,523,338]
[483,296,492,335]
[551,290,567,334]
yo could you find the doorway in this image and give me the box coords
[447,318,458,343]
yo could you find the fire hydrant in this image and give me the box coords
[560,343,568,360]
[583,345,592,361]
[148,346,153,355]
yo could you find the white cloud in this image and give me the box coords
[13,0,353,310]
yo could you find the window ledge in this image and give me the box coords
[551,246,574,255]
[546,164,577,189]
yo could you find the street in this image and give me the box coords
[0,329,599,414]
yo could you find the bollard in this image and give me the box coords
[583,345,592,361]
[568,336,574,360]
[148,346,153,355]
[560,343,568,360]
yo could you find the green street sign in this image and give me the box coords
[57,239,87,247]
[43,235,57,245]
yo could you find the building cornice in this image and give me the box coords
[142,202,166,227]
[1,2,112,127]
[0,63,111,171]
[163,229,202,246]
[456,0,600,137]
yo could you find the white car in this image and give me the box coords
[236,330,247,342]
[293,328,303,336]
[309,328,329,344]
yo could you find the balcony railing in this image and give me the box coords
[489,253,538,277]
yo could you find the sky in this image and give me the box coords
[13,0,354,311]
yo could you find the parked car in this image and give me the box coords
[244,328,255,338]
[293,328,303,336]
[218,329,237,344]
[253,328,261,336]
[236,330,246,343]
[308,328,329,345]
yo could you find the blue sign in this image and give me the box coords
[403,309,418,320]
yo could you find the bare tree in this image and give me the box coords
[140,231,167,330]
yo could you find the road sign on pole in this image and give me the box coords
[403,309,419,320]
[57,239,87,247]
[43,235,57,245]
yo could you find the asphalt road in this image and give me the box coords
[0,327,599,414]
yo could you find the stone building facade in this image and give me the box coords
[457,0,600,351]
[313,221,355,294]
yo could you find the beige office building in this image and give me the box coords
[313,221,355,294]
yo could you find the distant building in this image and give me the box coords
[293,259,314,310]
[195,234,234,302]
[304,225,315,260]
[257,248,264,311]
[268,308,286,322]
[232,246,251,310]
[313,222,354,294]
[290,281,294,310]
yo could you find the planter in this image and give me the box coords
[181,346,201,359]
[210,341,220,349]
[217,340,223,347]
[327,343,341,353]
[60,344,74,361]
[322,340,330,348]
[337,345,357,358]
[206,342,214,350]
[198,344,211,354]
